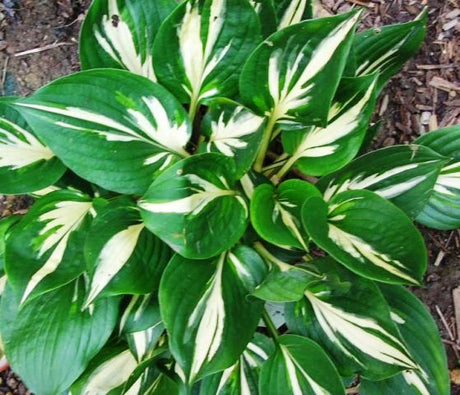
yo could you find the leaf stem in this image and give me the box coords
[272,155,298,184]
[262,309,279,341]
[254,115,277,172]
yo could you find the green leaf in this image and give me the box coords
[259,334,345,395]
[199,99,265,179]
[302,190,427,285]
[240,11,360,128]
[159,246,266,383]
[126,323,165,363]
[70,344,139,395]
[316,145,448,218]
[0,280,119,395]
[286,258,418,380]
[5,190,94,304]
[361,285,449,395]
[251,180,320,250]
[275,0,313,30]
[153,0,261,107]
[353,9,427,92]
[248,0,277,38]
[0,100,66,194]
[139,153,248,259]
[199,333,274,395]
[15,69,191,194]
[280,74,378,176]
[84,198,172,306]
[120,293,162,334]
[80,0,179,80]
[252,246,321,302]
[0,215,19,271]
[415,125,460,230]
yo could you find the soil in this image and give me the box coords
[0,0,459,394]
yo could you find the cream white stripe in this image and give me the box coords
[328,223,418,284]
[189,254,226,379]
[21,201,93,304]
[94,0,155,80]
[281,345,330,395]
[306,291,417,369]
[85,223,144,307]
[278,0,308,29]
[0,119,54,169]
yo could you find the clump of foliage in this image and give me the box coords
[0,0,458,393]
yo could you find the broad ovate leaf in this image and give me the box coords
[5,190,94,304]
[240,11,360,128]
[80,0,180,80]
[0,99,65,194]
[353,9,427,92]
[159,246,267,384]
[0,280,119,395]
[286,258,418,380]
[317,145,448,218]
[139,153,248,259]
[251,180,320,250]
[302,190,427,285]
[84,198,172,307]
[70,345,140,395]
[199,333,274,395]
[415,125,460,230]
[153,0,261,108]
[15,69,191,194]
[259,334,345,395]
[280,74,378,177]
[199,99,265,178]
[275,0,313,30]
[361,285,449,395]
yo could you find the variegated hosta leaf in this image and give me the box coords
[251,180,320,250]
[353,9,427,92]
[5,190,94,304]
[240,11,360,129]
[0,100,66,194]
[15,69,191,194]
[302,190,427,285]
[71,345,141,395]
[415,126,460,230]
[153,0,261,108]
[127,323,165,362]
[252,245,321,302]
[159,245,267,384]
[0,215,19,271]
[286,257,418,380]
[139,153,248,259]
[275,0,313,30]
[0,280,119,395]
[199,333,275,395]
[120,294,162,335]
[259,334,345,395]
[280,74,378,176]
[248,0,277,38]
[361,285,449,395]
[80,0,180,80]
[316,145,448,218]
[84,198,172,307]
[199,99,265,178]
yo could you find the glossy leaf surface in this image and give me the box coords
[159,246,266,383]
[302,190,427,285]
[139,153,248,259]
[16,69,191,194]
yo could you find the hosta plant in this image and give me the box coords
[0,0,457,394]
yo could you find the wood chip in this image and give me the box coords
[430,76,460,92]
[453,287,460,342]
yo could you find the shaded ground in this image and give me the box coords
[0,0,459,394]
